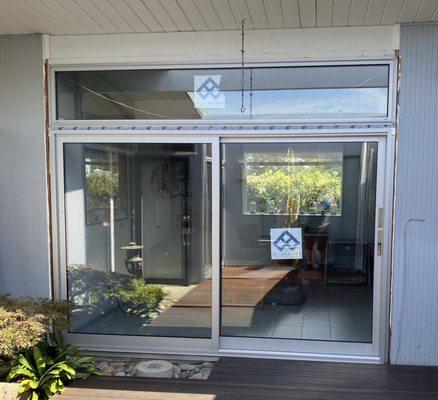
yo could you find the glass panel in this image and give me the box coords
[56,65,389,121]
[221,142,377,343]
[64,143,212,338]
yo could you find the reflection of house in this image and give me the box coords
[1,2,438,368]
[66,143,210,284]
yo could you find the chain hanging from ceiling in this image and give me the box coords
[240,19,253,117]
[240,19,246,113]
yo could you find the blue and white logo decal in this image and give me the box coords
[194,75,225,109]
[270,228,303,260]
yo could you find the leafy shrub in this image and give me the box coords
[245,149,342,215]
[0,295,69,359]
[105,279,167,316]
[67,265,132,312]
[7,333,98,400]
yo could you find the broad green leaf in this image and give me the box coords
[17,385,28,394]
[33,347,46,375]
[18,354,36,373]
[49,379,58,393]
[11,367,35,379]
[59,364,75,376]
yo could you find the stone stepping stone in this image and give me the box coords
[135,360,173,378]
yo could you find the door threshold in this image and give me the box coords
[218,348,382,364]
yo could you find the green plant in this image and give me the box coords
[245,148,342,216]
[7,333,98,400]
[0,295,69,359]
[105,279,167,316]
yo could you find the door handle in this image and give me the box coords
[377,207,383,256]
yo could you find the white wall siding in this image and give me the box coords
[391,23,438,366]
[0,35,51,297]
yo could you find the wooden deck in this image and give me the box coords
[59,357,438,399]
[174,266,298,308]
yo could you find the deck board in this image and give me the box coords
[59,357,438,399]
[173,266,297,308]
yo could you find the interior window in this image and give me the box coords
[243,147,343,216]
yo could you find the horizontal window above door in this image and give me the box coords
[55,64,390,122]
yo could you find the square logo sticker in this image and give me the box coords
[270,228,303,260]
[194,75,225,109]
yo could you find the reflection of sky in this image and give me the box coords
[188,88,387,119]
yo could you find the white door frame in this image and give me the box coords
[50,128,394,363]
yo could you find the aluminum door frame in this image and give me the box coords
[51,132,221,356]
[50,128,394,363]
[217,133,391,363]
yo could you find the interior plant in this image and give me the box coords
[105,278,167,318]
[7,332,98,400]
[277,148,301,267]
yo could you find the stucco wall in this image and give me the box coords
[0,35,51,297]
[390,23,438,366]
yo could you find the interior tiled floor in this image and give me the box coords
[71,284,372,343]
[222,285,373,342]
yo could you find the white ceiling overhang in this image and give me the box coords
[0,0,437,36]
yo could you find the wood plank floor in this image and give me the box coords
[59,357,438,399]
[174,266,297,308]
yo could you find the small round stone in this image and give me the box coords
[202,362,214,368]
[101,366,115,375]
[135,360,173,378]
[179,364,197,371]
[97,361,108,370]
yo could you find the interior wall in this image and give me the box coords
[390,23,438,366]
[0,34,51,297]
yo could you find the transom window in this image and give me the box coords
[55,64,390,122]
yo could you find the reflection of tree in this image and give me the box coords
[67,265,166,320]
[86,169,120,210]
[67,265,131,312]
[246,152,341,215]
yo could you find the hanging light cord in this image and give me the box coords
[240,19,246,113]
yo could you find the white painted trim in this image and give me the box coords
[211,137,221,351]
[48,26,399,66]
[42,34,50,60]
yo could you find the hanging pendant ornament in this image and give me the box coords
[240,19,246,113]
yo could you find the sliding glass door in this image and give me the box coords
[57,133,387,358]
[61,138,218,350]
[220,137,386,356]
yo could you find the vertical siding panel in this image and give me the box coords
[0,35,50,297]
[391,24,438,365]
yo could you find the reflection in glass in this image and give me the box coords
[64,143,212,338]
[243,148,343,215]
[221,142,377,343]
[56,65,389,120]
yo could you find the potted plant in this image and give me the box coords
[277,148,301,268]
